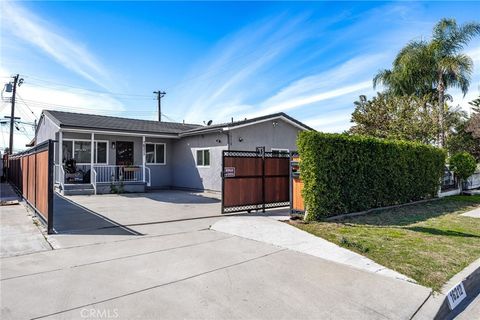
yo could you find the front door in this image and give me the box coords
[116,141,134,165]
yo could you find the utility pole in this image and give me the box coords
[153,90,166,122]
[8,74,23,154]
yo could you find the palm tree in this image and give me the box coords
[373,18,480,146]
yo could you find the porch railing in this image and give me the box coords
[93,165,144,183]
[54,164,65,190]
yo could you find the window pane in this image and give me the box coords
[204,150,210,166]
[146,144,155,163]
[74,141,91,163]
[155,144,165,164]
[62,141,73,163]
[96,142,107,163]
[196,150,203,166]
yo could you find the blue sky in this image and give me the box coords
[1,1,480,151]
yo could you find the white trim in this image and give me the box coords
[142,136,146,183]
[145,142,166,165]
[224,115,309,131]
[195,148,211,168]
[63,138,109,165]
[61,127,179,139]
[43,113,61,130]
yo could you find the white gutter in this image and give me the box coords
[60,127,180,139]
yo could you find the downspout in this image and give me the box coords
[220,130,230,150]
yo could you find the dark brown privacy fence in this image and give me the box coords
[221,150,290,213]
[8,140,54,233]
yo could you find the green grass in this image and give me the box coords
[290,195,480,291]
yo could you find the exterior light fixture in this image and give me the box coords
[238,137,243,142]
[111,142,116,149]
[272,121,278,127]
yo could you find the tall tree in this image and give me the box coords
[350,93,466,144]
[469,95,480,113]
[373,18,480,146]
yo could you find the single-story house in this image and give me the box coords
[35,110,312,194]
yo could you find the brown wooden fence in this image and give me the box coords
[290,155,305,214]
[221,149,290,213]
[7,140,54,233]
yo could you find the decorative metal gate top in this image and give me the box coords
[221,149,290,214]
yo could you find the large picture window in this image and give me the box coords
[196,149,210,167]
[63,139,108,164]
[145,143,166,164]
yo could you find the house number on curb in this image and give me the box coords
[447,282,467,310]
[224,167,235,178]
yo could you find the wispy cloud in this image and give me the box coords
[175,14,320,122]
[2,1,113,89]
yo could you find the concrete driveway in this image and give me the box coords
[1,191,431,319]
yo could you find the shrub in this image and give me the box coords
[449,152,477,181]
[297,132,446,220]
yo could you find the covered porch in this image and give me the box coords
[54,129,174,194]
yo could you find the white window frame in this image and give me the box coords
[145,143,166,165]
[271,148,289,155]
[63,139,109,165]
[195,148,210,168]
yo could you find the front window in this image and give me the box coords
[95,142,107,164]
[63,139,108,164]
[146,143,166,164]
[196,149,210,167]
[74,141,91,163]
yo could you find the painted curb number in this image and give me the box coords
[447,282,467,310]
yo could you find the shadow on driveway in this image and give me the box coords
[53,194,142,236]
[118,190,220,204]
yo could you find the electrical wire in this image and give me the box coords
[16,94,39,120]
[24,75,153,97]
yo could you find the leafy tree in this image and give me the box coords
[350,93,466,144]
[373,18,480,146]
[446,120,480,162]
[469,95,480,113]
[449,152,477,187]
[447,96,480,161]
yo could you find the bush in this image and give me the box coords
[297,132,446,220]
[449,152,477,181]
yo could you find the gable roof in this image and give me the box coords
[180,112,313,136]
[43,110,202,135]
[41,110,313,137]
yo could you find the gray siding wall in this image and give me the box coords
[172,131,227,192]
[36,116,58,144]
[172,119,304,192]
[229,118,302,152]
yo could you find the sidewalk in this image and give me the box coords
[0,183,51,257]
[211,216,414,282]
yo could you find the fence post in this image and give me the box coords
[47,140,54,234]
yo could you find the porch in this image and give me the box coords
[54,130,172,195]
[54,164,150,195]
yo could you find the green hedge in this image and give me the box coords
[297,132,446,220]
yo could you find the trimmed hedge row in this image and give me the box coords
[297,132,446,220]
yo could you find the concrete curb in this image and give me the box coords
[413,258,480,320]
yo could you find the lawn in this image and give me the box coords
[290,195,480,291]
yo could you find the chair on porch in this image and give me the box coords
[64,159,90,183]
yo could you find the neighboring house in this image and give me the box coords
[36,110,312,194]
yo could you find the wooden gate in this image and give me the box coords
[221,149,290,213]
[7,140,55,233]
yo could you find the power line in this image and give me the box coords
[16,94,38,120]
[24,75,153,97]
[25,82,155,100]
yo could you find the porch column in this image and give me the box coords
[90,132,95,183]
[58,131,63,166]
[142,136,146,183]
